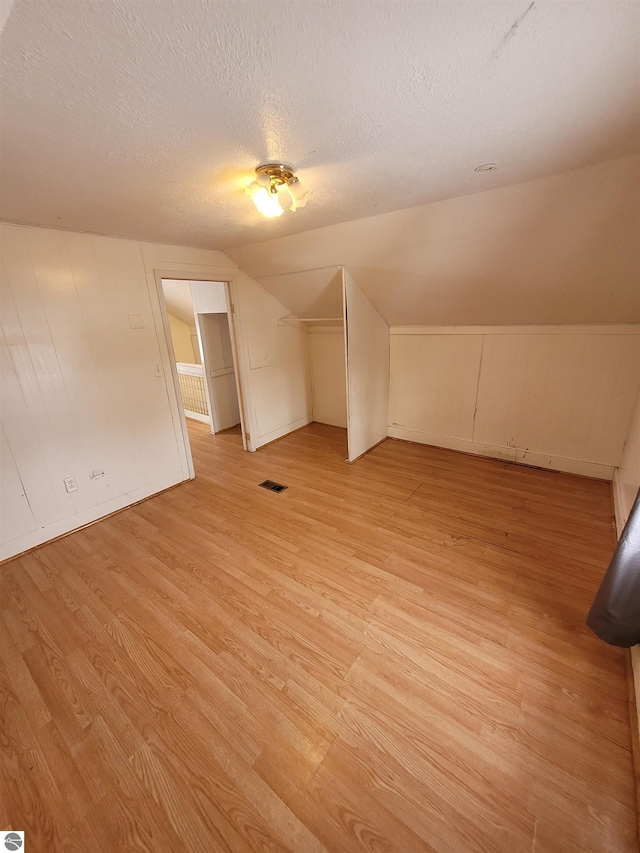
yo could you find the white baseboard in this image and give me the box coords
[1,471,186,562]
[184,410,210,424]
[254,415,313,450]
[612,473,627,536]
[386,426,614,480]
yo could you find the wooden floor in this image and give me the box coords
[1,420,636,852]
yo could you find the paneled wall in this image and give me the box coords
[0,224,227,560]
[0,222,313,560]
[388,326,640,479]
[232,275,312,447]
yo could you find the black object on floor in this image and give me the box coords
[258,480,288,493]
[587,489,640,647]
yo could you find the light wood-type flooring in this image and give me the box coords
[1,420,636,852]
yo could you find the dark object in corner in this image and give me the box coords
[258,480,288,493]
[587,490,640,647]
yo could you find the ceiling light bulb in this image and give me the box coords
[247,164,308,217]
[247,182,283,218]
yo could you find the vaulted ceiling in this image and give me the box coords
[230,156,640,326]
[1,0,638,251]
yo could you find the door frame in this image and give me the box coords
[192,313,216,435]
[151,269,252,481]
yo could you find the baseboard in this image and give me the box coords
[386,426,614,480]
[612,474,629,536]
[311,420,348,430]
[184,410,210,424]
[348,436,387,464]
[254,415,313,450]
[0,472,186,563]
[312,418,349,429]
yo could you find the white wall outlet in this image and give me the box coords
[153,364,164,378]
[128,313,145,329]
[63,476,77,493]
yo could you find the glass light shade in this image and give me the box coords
[247,182,283,218]
[286,177,309,211]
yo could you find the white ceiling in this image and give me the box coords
[230,156,640,326]
[1,0,638,250]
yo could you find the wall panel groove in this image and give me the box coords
[389,327,640,479]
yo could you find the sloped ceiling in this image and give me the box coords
[161,279,196,326]
[254,268,343,320]
[1,0,638,251]
[229,156,640,326]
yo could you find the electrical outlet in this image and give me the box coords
[153,364,164,378]
[128,313,145,329]
[64,476,77,493]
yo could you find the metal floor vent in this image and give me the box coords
[258,479,288,493]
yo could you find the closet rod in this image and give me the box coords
[278,317,344,326]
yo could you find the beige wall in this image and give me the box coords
[0,222,313,560]
[168,312,198,363]
[388,325,640,480]
[309,328,347,428]
[0,223,235,559]
[229,155,640,327]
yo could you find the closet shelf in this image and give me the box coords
[278,316,344,326]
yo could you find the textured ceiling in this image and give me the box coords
[229,156,640,326]
[1,0,638,250]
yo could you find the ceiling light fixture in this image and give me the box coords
[246,163,309,218]
[474,163,497,172]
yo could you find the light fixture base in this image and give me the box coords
[255,163,296,188]
[248,162,309,216]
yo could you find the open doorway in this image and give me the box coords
[160,278,244,470]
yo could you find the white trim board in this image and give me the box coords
[387,426,615,480]
[254,415,312,449]
[0,471,184,562]
[390,325,640,336]
[613,476,629,536]
[176,362,205,376]
[184,410,209,424]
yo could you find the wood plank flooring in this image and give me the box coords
[1,420,636,852]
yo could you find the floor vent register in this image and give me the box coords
[258,480,288,493]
